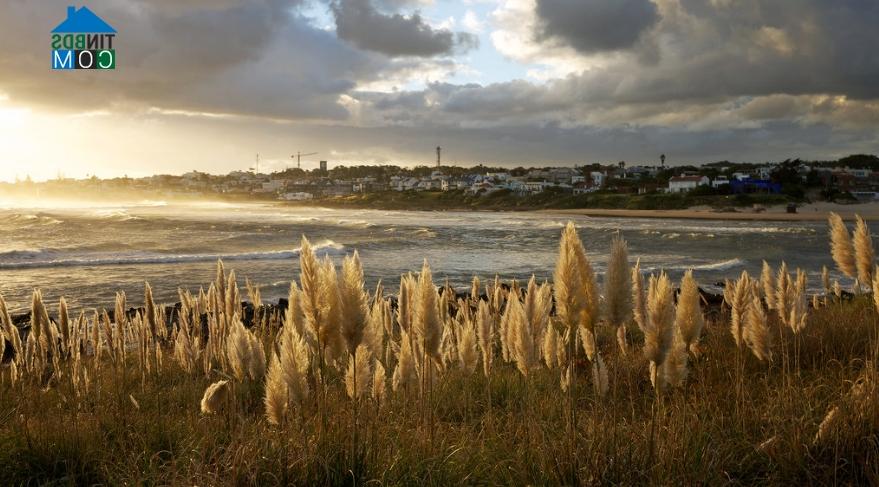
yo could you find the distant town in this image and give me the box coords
[4,154,879,209]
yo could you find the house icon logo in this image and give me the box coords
[51,5,117,70]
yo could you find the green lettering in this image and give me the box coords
[51,34,61,49]
[97,50,115,69]
[74,34,85,49]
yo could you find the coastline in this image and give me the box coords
[542,202,879,221]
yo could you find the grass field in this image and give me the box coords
[0,223,877,485]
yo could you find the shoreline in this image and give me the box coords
[541,202,879,221]
[297,200,879,221]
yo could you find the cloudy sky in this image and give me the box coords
[1,0,878,181]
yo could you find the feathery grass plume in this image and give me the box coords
[853,215,875,288]
[397,274,414,334]
[498,292,513,363]
[744,296,772,361]
[822,265,831,295]
[300,236,335,371]
[413,260,442,363]
[215,260,227,306]
[114,291,128,358]
[543,325,561,369]
[814,406,842,445]
[474,300,494,378]
[505,291,536,377]
[58,297,70,355]
[30,289,47,342]
[174,320,201,374]
[144,281,158,339]
[788,270,808,334]
[554,222,598,331]
[828,212,857,278]
[200,380,230,414]
[662,332,688,388]
[339,251,370,355]
[761,261,776,309]
[774,262,793,326]
[676,270,705,354]
[729,271,753,349]
[580,326,597,361]
[458,316,479,374]
[523,276,553,352]
[363,288,387,360]
[279,324,311,407]
[722,279,733,309]
[604,234,633,355]
[346,344,372,399]
[245,278,263,329]
[470,276,481,303]
[264,352,288,425]
[632,259,647,334]
[225,271,241,325]
[645,272,676,389]
[0,293,22,358]
[372,360,387,404]
[392,329,417,391]
[319,256,346,364]
[284,282,309,343]
[226,314,265,381]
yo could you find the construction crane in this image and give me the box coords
[291,151,318,169]
[250,153,260,174]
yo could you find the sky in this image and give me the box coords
[0,0,878,181]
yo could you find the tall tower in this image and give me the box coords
[436,146,441,168]
[660,154,666,167]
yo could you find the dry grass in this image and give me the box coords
[0,225,878,485]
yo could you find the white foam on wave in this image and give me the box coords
[0,240,345,269]
[641,258,746,273]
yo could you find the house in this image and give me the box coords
[573,181,598,195]
[730,178,782,194]
[756,166,773,180]
[524,181,551,194]
[256,180,284,193]
[590,171,605,188]
[711,176,730,188]
[667,175,709,193]
[52,6,117,33]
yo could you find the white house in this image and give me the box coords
[590,171,605,188]
[711,176,730,188]
[668,175,709,193]
[524,181,550,194]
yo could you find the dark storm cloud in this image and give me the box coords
[534,0,659,53]
[0,0,396,119]
[331,0,477,57]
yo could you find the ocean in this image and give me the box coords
[0,200,852,313]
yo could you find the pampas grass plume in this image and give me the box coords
[201,380,230,414]
[829,212,856,278]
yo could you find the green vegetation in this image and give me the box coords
[305,188,795,211]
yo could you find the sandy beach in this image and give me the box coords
[544,202,879,221]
